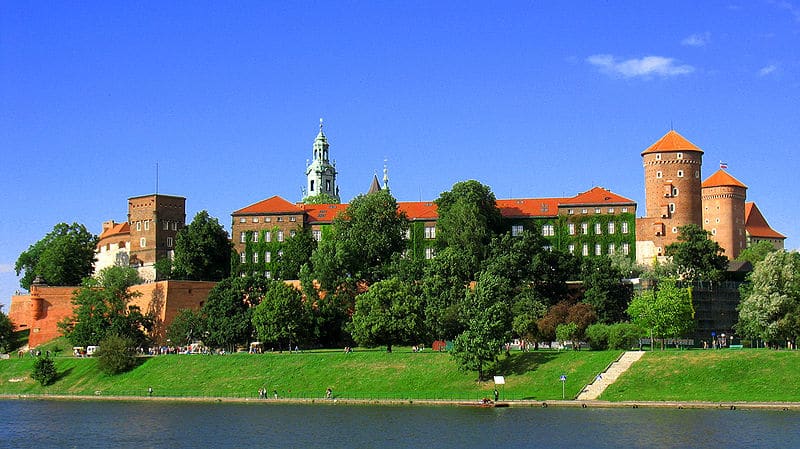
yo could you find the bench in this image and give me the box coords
[729,345,743,349]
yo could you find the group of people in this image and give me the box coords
[412,344,425,352]
[258,388,279,399]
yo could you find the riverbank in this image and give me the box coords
[3,393,800,411]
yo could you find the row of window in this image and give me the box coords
[133,220,179,232]
[240,250,284,264]
[238,216,297,224]
[655,170,700,179]
[568,243,630,256]
[136,237,174,248]
[567,207,630,215]
[568,221,629,236]
[239,230,296,243]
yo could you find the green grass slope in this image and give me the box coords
[602,350,800,402]
[1,346,620,401]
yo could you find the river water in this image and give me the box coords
[0,400,797,449]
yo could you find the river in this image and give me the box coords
[0,400,797,448]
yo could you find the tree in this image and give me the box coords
[736,241,778,265]
[15,222,97,290]
[435,180,503,279]
[537,301,597,343]
[450,272,513,380]
[421,248,472,341]
[627,278,695,349]
[59,266,152,348]
[172,211,232,281]
[511,288,548,347]
[274,227,316,280]
[96,334,137,375]
[350,278,425,352]
[312,189,408,290]
[556,322,580,349]
[0,306,15,353]
[166,308,204,347]
[737,250,800,346]
[200,275,270,351]
[252,281,312,350]
[32,356,57,386]
[580,256,633,323]
[665,224,728,283]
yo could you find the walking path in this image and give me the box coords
[577,350,645,401]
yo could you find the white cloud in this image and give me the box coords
[758,64,778,76]
[681,32,711,47]
[0,264,14,274]
[587,54,695,78]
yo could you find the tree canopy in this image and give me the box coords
[0,306,15,353]
[58,266,152,348]
[172,211,232,281]
[580,256,632,324]
[15,222,97,290]
[665,224,728,282]
[737,250,800,346]
[251,281,312,350]
[350,277,425,352]
[736,240,778,265]
[627,278,695,349]
[199,275,270,350]
[274,228,317,280]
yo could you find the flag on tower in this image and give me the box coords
[720,161,728,169]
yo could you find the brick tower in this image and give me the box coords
[636,130,704,262]
[128,194,186,280]
[701,168,747,259]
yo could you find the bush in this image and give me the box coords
[32,356,57,386]
[608,323,645,350]
[585,324,610,350]
[96,334,137,375]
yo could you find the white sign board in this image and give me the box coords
[493,376,505,385]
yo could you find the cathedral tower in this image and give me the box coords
[304,119,340,202]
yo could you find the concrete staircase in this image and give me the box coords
[577,350,645,400]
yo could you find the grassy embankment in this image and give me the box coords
[601,349,800,402]
[1,338,618,401]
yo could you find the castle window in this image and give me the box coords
[265,271,272,279]
[621,222,629,234]
[265,217,271,222]
[595,244,602,256]
[656,171,663,179]
[240,252,246,263]
[278,230,284,242]
[608,208,615,213]
[608,222,615,234]
[265,232,271,242]
[622,207,628,213]
[656,154,662,160]
[290,230,297,238]
[167,237,173,248]
[163,220,169,230]
[239,217,246,223]
[568,244,575,254]
[240,232,246,243]
[326,180,331,192]
[253,252,259,264]
[277,217,283,222]
[608,243,615,255]
[140,237,146,247]
[669,203,676,213]
[172,222,178,231]
[581,209,588,214]
[716,218,720,223]
[265,252,271,263]
[595,223,602,235]
[623,243,630,255]
[542,224,555,236]
[672,227,678,233]
[672,187,679,197]
[568,223,575,235]
[677,170,684,178]
[144,220,149,231]
[568,209,574,215]
[253,232,259,243]
[253,217,259,223]
[695,171,700,178]
[313,230,321,241]
[711,228,717,236]
[425,247,436,260]
[290,216,297,222]
[677,152,683,160]
[595,208,601,214]
[278,250,284,258]
[136,221,141,231]
[424,226,436,239]
[581,223,588,235]
[310,180,315,192]
[512,225,524,236]
[582,244,589,256]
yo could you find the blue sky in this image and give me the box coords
[2,1,799,310]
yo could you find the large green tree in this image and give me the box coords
[737,250,800,346]
[434,180,503,279]
[172,211,232,281]
[200,275,270,351]
[421,248,472,341]
[0,306,15,353]
[350,277,425,352]
[736,241,778,266]
[665,224,728,282]
[252,281,313,350]
[450,272,513,380]
[580,256,632,324]
[312,189,408,290]
[627,278,695,350]
[274,227,316,280]
[59,266,152,348]
[165,308,204,346]
[15,222,97,290]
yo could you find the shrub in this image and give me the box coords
[607,323,645,350]
[585,324,610,350]
[96,334,137,375]
[32,356,57,386]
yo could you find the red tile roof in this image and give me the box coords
[702,169,747,189]
[745,202,785,239]
[398,201,438,220]
[559,186,636,206]
[98,222,130,241]
[642,130,703,155]
[232,196,304,215]
[496,198,561,218]
[302,203,348,223]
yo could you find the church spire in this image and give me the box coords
[382,158,390,191]
[304,118,339,202]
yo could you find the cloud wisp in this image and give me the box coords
[682,32,711,47]
[587,54,695,79]
[758,64,778,76]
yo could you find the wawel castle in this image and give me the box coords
[93,123,785,282]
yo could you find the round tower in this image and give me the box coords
[640,130,704,249]
[701,168,747,259]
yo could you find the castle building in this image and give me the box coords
[304,119,340,202]
[636,130,786,264]
[95,194,186,281]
